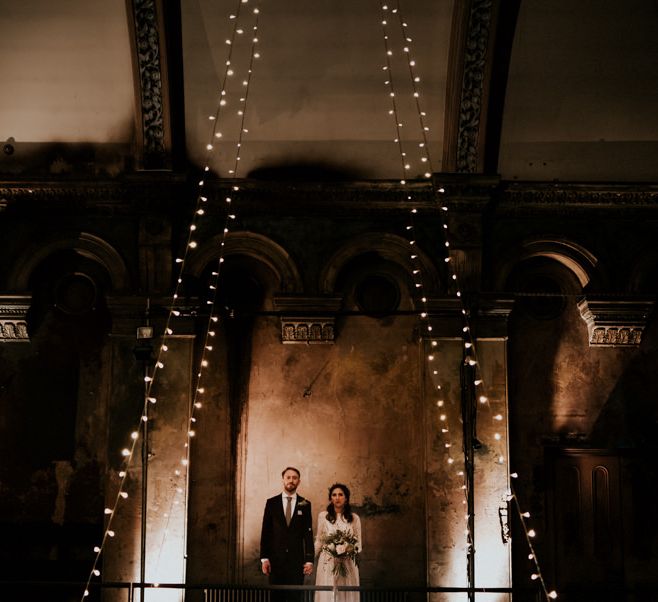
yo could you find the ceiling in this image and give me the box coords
[1,0,656,182]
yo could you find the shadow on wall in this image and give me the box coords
[590,305,658,450]
[248,161,365,182]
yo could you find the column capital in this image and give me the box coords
[577,297,654,346]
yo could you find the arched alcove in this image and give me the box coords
[7,232,129,293]
[495,237,604,293]
[319,232,441,301]
[185,231,303,299]
[186,235,302,585]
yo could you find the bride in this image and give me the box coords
[314,483,362,602]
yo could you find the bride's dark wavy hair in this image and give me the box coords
[325,483,353,523]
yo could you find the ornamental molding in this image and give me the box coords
[501,184,658,214]
[273,296,343,344]
[131,0,167,168]
[456,0,494,173]
[0,178,187,209]
[0,296,31,342]
[577,298,654,347]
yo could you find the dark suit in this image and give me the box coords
[260,494,314,602]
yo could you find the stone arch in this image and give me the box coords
[494,237,604,292]
[7,232,129,292]
[185,231,303,294]
[319,232,441,295]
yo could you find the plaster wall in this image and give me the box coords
[241,313,425,587]
[102,334,193,602]
[425,338,511,600]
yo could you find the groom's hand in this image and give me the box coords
[303,562,313,575]
[261,559,271,575]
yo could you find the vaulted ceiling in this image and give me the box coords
[1,0,656,182]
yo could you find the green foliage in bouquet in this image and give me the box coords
[321,529,359,577]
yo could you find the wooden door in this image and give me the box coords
[546,449,624,600]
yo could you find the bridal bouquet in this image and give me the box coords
[321,529,359,577]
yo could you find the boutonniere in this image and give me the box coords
[297,499,309,507]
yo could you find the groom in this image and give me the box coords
[260,467,314,602]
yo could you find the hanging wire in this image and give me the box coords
[79,1,261,599]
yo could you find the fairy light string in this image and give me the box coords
[77,2,557,600]
[509,478,558,600]
[381,1,557,596]
[79,1,260,599]
[149,0,262,582]
[380,0,475,564]
[390,2,435,176]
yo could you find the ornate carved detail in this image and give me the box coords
[0,178,187,211]
[577,298,653,347]
[274,296,342,345]
[456,0,494,173]
[502,184,658,214]
[0,296,31,342]
[281,320,335,344]
[0,321,29,341]
[131,0,166,167]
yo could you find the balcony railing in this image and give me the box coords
[2,581,656,602]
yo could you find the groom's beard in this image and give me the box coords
[284,483,298,493]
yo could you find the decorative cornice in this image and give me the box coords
[501,183,658,214]
[273,296,343,344]
[577,297,654,347]
[0,296,31,342]
[0,177,188,210]
[456,0,494,173]
[3,179,657,216]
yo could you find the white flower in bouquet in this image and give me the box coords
[321,529,359,577]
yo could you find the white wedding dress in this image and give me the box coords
[314,511,362,602]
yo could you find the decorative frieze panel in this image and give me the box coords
[281,320,335,344]
[273,296,343,345]
[0,296,31,342]
[577,298,653,347]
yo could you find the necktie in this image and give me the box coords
[285,496,292,526]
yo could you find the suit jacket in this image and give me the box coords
[260,494,314,582]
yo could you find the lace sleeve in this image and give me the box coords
[314,512,326,557]
[353,513,362,554]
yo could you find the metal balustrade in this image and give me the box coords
[3,580,657,601]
